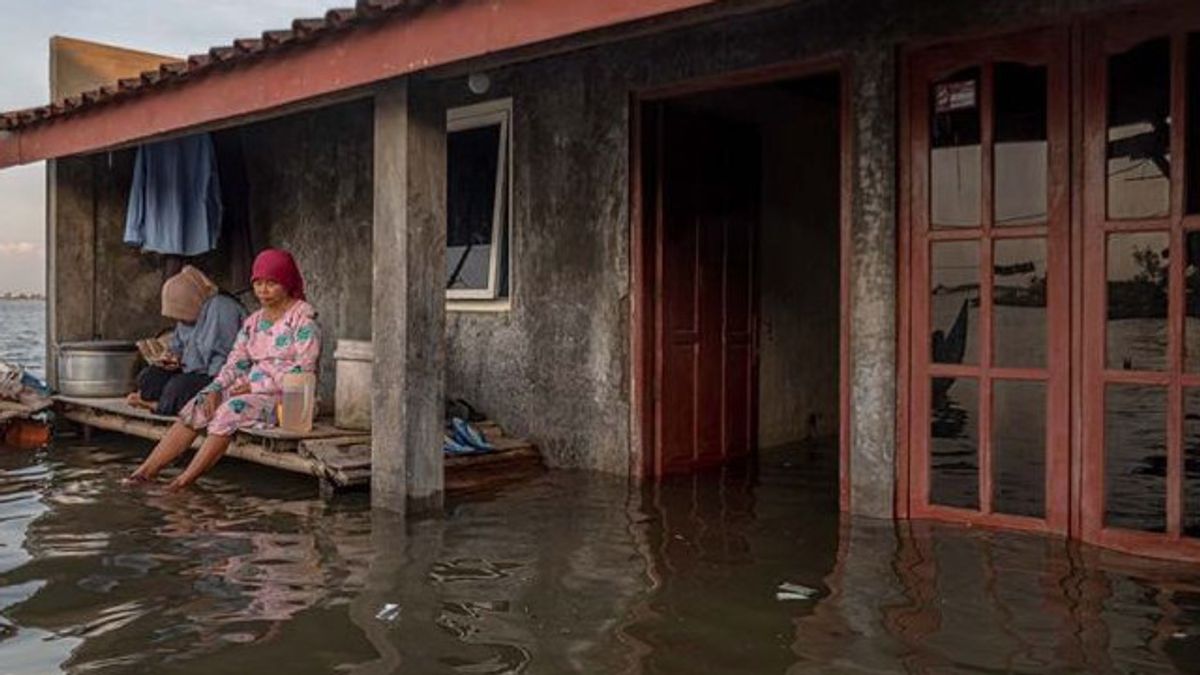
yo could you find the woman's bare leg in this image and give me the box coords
[167,434,233,490]
[126,422,199,482]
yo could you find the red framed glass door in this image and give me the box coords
[908,27,1071,534]
[1080,8,1200,560]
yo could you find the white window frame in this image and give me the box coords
[445,98,513,305]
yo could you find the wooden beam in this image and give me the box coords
[58,405,324,477]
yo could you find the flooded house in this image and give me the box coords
[0,0,1198,563]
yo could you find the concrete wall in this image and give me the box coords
[757,81,841,448]
[241,101,376,412]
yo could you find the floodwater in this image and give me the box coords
[0,300,44,378]
[2,300,1200,673]
[0,440,1197,673]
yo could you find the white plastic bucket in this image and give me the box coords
[333,339,373,430]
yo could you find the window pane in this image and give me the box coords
[1105,384,1167,533]
[1184,389,1200,538]
[1107,38,1171,220]
[931,241,979,365]
[447,123,503,292]
[931,377,979,510]
[1187,34,1200,214]
[931,67,982,228]
[994,63,1048,226]
[993,238,1047,368]
[1185,231,1200,371]
[1107,232,1169,371]
[993,380,1046,519]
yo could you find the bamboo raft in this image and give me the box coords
[53,396,544,496]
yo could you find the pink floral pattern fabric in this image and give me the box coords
[178,300,320,436]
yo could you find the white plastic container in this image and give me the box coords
[333,339,373,430]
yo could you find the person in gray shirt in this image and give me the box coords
[128,266,247,415]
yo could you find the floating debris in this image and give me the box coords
[776,582,819,602]
[375,603,401,622]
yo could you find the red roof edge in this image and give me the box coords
[0,0,720,166]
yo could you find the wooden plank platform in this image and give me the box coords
[51,396,545,495]
[0,399,52,425]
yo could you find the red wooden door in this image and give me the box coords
[907,28,1071,534]
[654,104,760,475]
[1080,7,1200,560]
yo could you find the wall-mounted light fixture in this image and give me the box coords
[467,72,491,95]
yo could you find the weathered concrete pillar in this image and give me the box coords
[848,45,898,520]
[371,77,447,514]
[45,156,98,387]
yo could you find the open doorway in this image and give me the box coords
[636,70,844,483]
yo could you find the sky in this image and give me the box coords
[0,0,333,293]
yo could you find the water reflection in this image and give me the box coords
[1106,384,1168,533]
[930,378,979,510]
[994,61,1049,227]
[1106,37,1171,220]
[1107,231,1169,371]
[0,438,1198,673]
[931,67,982,228]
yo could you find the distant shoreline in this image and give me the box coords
[0,295,45,301]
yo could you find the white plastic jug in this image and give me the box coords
[279,372,316,433]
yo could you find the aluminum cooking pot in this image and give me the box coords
[57,340,140,398]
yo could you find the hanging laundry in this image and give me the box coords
[123,133,223,256]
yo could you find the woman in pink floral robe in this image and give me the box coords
[126,249,319,490]
[178,299,320,436]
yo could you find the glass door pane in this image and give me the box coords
[994,63,1049,226]
[993,238,1047,368]
[931,378,980,509]
[993,380,1047,518]
[1105,384,1168,532]
[1106,38,1171,220]
[1106,232,1169,371]
[931,68,983,228]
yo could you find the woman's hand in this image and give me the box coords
[161,352,181,371]
[228,383,251,396]
[203,391,221,417]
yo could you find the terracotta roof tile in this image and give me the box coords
[291,17,327,35]
[209,45,237,62]
[262,30,295,46]
[1,1,429,131]
[233,38,264,54]
[325,8,358,25]
[187,53,212,69]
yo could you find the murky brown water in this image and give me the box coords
[1,436,1198,674]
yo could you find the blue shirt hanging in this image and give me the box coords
[123,133,223,256]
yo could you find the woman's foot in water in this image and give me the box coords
[121,468,154,487]
[165,473,195,492]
